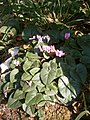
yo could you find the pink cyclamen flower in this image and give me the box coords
[41,35,50,42]
[64,33,70,40]
[50,45,56,53]
[39,45,51,53]
[37,35,43,43]
[44,35,50,42]
[55,50,65,57]
[42,45,51,53]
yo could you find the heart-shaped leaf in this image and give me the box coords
[58,76,77,103]
[41,60,57,85]
[30,67,40,76]
[21,72,32,81]
[10,69,19,83]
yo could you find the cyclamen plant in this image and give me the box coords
[0,28,89,118]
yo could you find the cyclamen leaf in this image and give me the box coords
[25,90,37,104]
[10,69,19,83]
[56,68,63,78]
[13,90,25,100]
[41,68,56,85]
[26,52,40,59]
[23,59,32,71]
[8,94,22,109]
[30,68,40,76]
[58,76,77,103]
[41,60,57,85]
[22,103,35,115]
[21,72,32,81]
[22,25,38,40]
[32,72,42,86]
[28,93,43,105]
[76,63,87,83]
[45,90,57,96]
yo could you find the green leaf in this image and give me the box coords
[22,25,38,40]
[56,68,63,78]
[10,69,19,83]
[76,63,87,83]
[0,26,8,33]
[69,39,79,49]
[75,110,90,120]
[0,46,5,51]
[30,60,40,69]
[21,72,32,81]
[82,47,90,57]
[65,55,76,67]
[23,58,32,71]
[37,83,45,92]
[22,103,35,116]
[37,109,44,119]
[26,93,43,106]
[43,95,52,101]
[30,67,40,76]
[59,62,70,77]
[45,90,57,96]
[8,94,22,109]
[13,90,25,100]
[47,82,58,91]
[70,67,80,82]
[50,60,57,71]
[41,61,57,85]
[77,35,90,49]
[58,76,77,103]
[26,52,40,60]
[81,55,90,67]
[22,82,36,93]
[41,68,56,85]
[25,90,37,104]
[32,72,42,86]
[70,64,87,85]
[7,19,19,30]
[46,29,60,43]
[70,49,81,59]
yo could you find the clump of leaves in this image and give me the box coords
[0,23,90,119]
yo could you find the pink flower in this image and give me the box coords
[55,50,65,57]
[39,44,65,58]
[37,35,43,43]
[39,45,51,53]
[64,33,70,40]
[45,35,50,42]
[42,45,51,53]
[50,45,56,53]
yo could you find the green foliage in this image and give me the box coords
[0,0,90,119]
[41,60,57,85]
[75,110,90,120]
[58,76,77,104]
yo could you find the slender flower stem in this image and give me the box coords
[82,92,88,116]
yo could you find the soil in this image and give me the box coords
[0,98,90,120]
